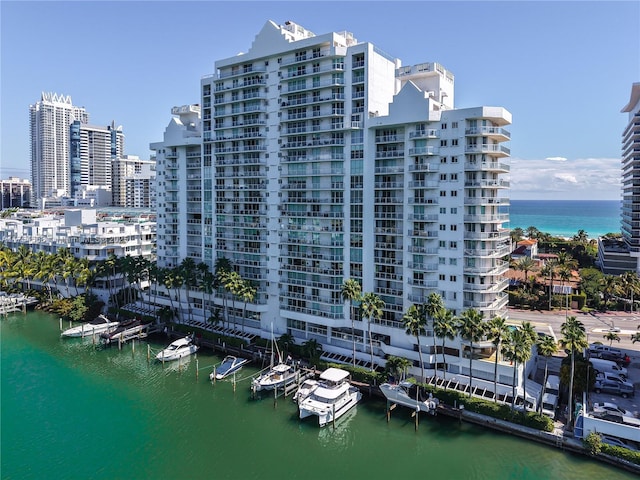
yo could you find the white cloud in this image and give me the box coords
[509,156,621,200]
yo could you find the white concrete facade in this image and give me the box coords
[154,20,525,401]
[620,82,640,272]
[30,92,89,204]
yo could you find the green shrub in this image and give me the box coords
[601,444,640,465]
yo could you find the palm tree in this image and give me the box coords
[536,335,558,412]
[486,316,509,403]
[603,331,620,346]
[572,229,588,244]
[525,226,539,239]
[341,278,362,367]
[619,271,640,312]
[433,308,456,385]
[539,260,557,310]
[385,356,413,382]
[215,257,232,327]
[513,256,537,292]
[360,292,385,371]
[402,304,427,381]
[501,329,534,411]
[557,265,573,318]
[599,275,621,311]
[520,321,538,346]
[424,292,445,365]
[510,227,524,244]
[456,309,485,397]
[302,338,322,364]
[239,280,257,333]
[560,316,588,426]
[179,257,197,322]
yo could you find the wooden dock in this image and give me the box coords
[0,293,38,316]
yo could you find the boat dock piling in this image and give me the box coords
[0,294,37,317]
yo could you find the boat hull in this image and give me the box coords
[379,383,438,414]
[156,346,198,362]
[299,388,362,427]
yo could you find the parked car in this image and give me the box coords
[599,435,639,452]
[595,372,628,384]
[592,402,634,417]
[588,344,624,360]
[593,378,635,398]
[599,351,631,366]
[589,358,628,379]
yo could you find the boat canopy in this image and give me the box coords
[320,368,349,383]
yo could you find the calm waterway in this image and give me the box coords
[1,312,634,480]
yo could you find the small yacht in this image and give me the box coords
[251,362,297,392]
[156,335,198,362]
[211,355,249,380]
[293,378,318,404]
[62,315,119,338]
[379,381,439,415]
[298,367,361,427]
[100,319,142,345]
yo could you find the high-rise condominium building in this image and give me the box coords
[112,155,156,208]
[1,177,31,209]
[70,120,124,198]
[30,92,89,204]
[155,21,513,379]
[620,82,640,271]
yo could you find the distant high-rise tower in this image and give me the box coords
[70,120,125,198]
[621,82,640,270]
[29,92,89,204]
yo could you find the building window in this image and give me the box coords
[439,240,446,247]
[450,207,457,214]
[452,139,458,146]
[439,207,446,214]
[440,191,446,197]
[450,275,457,282]
[451,191,457,197]
[441,123,447,129]
[439,274,446,281]
[439,224,446,231]
[449,241,457,248]
[452,121,458,128]
[449,258,457,265]
[450,225,457,231]
[440,140,448,147]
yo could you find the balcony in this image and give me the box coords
[464,180,510,189]
[409,146,439,156]
[465,144,510,157]
[465,126,511,141]
[463,197,510,206]
[463,213,509,223]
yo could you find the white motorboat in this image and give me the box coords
[251,362,297,392]
[379,381,439,415]
[156,335,198,362]
[293,378,318,404]
[61,314,119,338]
[211,355,249,380]
[298,367,361,427]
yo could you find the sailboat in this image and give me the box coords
[251,327,297,392]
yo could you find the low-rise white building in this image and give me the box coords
[0,208,155,262]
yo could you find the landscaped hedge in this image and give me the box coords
[324,362,382,385]
[602,444,640,466]
[421,384,554,432]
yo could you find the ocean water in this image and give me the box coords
[1,311,634,480]
[508,200,620,238]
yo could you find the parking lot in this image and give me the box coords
[587,345,640,418]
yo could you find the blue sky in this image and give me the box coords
[1,1,638,200]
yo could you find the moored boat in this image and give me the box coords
[379,381,439,414]
[100,319,141,345]
[211,355,249,380]
[61,314,119,338]
[251,362,297,392]
[293,378,318,404]
[156,334,198,362]
[298,367,361,427]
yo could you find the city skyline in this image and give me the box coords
[1,1,637,200]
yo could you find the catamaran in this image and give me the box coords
[298,367,361,427]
